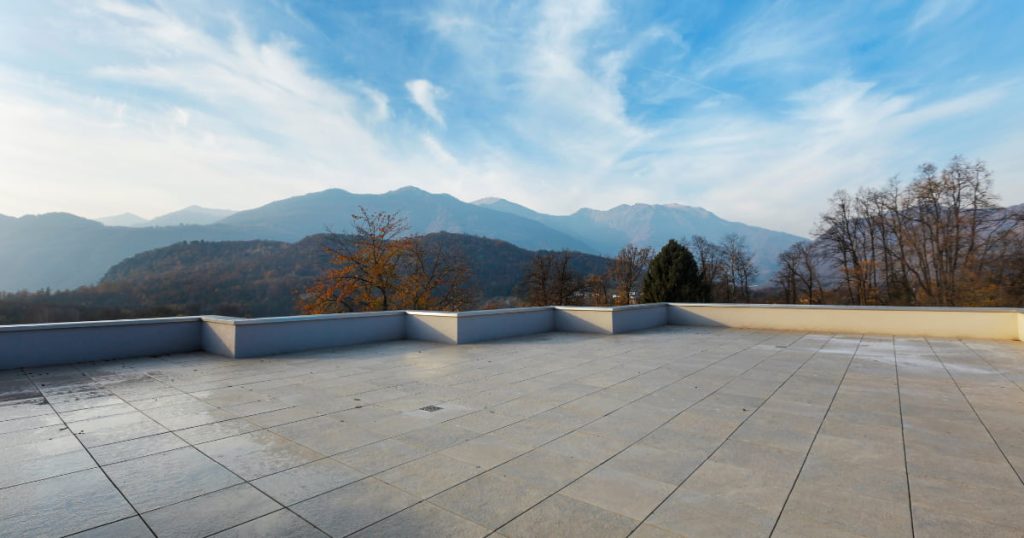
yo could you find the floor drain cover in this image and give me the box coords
[419,405,443,412]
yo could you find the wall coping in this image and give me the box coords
[4,303,1020,331]
[0,316,203,333]
[201,311,405,326]
[669,303,1024,314]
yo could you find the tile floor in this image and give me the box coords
[1,326,1023,537]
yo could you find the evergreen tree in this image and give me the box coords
[641,239,705,302]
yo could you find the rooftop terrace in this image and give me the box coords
[2,325,1024,537]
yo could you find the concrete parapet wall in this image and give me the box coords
[405,312,458,345]
[224,312,406,358]
[554,307,614,334]
[0,317,203,369]
[454,307,554,344]
[612,303,669,334]
[2,304,1021,369]
[667,303,1023,341]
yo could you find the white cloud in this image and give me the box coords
[0,3,455,219]
[1,0,1021,237]
[405,79,446,126]
[911,0,976,32]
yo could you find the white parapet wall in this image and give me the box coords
[0,317,204,369]
[1,304,1021,369]
[554,307,614,334]
[454,307,555,344]
[667,303,1023,341]
[206,311,407,358]
[405,311,459,344]
[612,303,669,334]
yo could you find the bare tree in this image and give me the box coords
[721,234,758,302]
[398,237,475,311]
[583,273,614,306]
[689,235,724,302]
[609,244,653,305]
[775,241,825,304]
[523,251,586,306]
[812,156,1021,307]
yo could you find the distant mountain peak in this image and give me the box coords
[147,206,236,227]
[390,185,431,194]
[96,212,148,227]
[473,196,505,205]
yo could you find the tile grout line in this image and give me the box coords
[331,330,789,537]
[13,329,811,536]
[892,336,917,538]
[59,329,731,537]
[766,335,862,537]
[107,374,336,538]
[959,340,1024,395]
[49,353,337,536]
[19,368,161,538]
[924,337,1024,488]
[298,331,768,535]
[628,334,846,538]
[514,332,832,538]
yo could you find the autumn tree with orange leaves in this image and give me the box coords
[300,208,474,313]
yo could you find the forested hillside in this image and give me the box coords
[0,232,611,323]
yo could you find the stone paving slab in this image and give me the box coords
[1,327,1023,536]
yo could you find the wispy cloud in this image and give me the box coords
[0,0,1021,235]
[405,79,446,126]
[910,0,977,32]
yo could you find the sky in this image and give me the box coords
[1,0,1022,235]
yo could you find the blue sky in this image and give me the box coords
[1,0,1022,234]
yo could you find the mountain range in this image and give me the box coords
[0,186,806,292]
[96,205,237,227]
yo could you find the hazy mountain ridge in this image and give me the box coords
[95,212,148,227]
[220,187,592,252]
[147,205,237,226]
[1,186,805,292]
[473,197,805,273]
[96,206,237,227]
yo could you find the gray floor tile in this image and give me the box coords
[562,465,675,521]
[349,502,489,538]
[105,446,242,512]
[333,438,431,474]
[89,432,189,465]
[252,458,365,506]
[142,483,280,538]
[143,401,237,430]
[272,416,382,455]
[378,452,484,498]
[0,468,135,537]
[71,516,154,537]
[71,412,168,447]
[2,431,96,488]
[431,471,550,530]
[175,418,261,445]
[291,478,419,537]
[198,430,323,480]
[0,411,63,435]
[500,493,637,538]
[210,509,326,537]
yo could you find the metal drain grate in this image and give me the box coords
[419,405,444,412]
